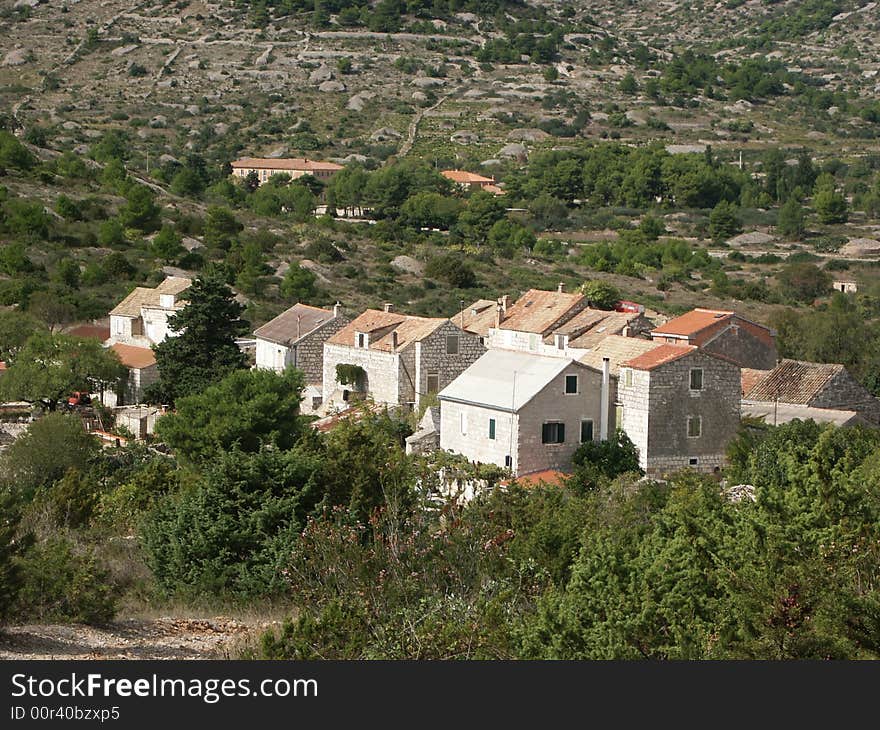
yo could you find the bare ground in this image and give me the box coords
[0,617,278,660]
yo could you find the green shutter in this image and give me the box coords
[489,418,496,440]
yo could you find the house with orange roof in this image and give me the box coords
[441,169,504,195]
[108,342,158,406]
[321,304,485,411]
[617,343,741,476]
[108,276,191,349]
[230,157,343,186]
[650,308,776,370]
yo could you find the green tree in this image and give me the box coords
[0,332,124,411]
[203,206,242,251]
[777,262,832,302]
[709,200,742,241]
[813,184,848,224]
[456,190,507,244]
[579,280,621,310]
[280,263,318,302]
[0,309,44,361]
[149,273,249,403]
[0,488,25,624]
[118,184,160,232]
[151,225,184,262]
[425,253,477,288]
[777,196,806,238]
[155,368,306,463]
[0,130,36,171]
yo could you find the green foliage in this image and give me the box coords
[0,332,124,411]
[776,262,831,302]
[0,488,25,624]
[399,192,462,230]
[118,184,160,232]
[14,536,116,624]
[709,200,742,242]
[149,273,249,403]
[2,198,51,238]
[456,190,508,244]
[0,130,36,171]
[203,206,243,251]
[335,363,365,387]
[424,253,477,288]
[151,225,184,262]
[579,280,621,310]
[570,430,642,492]
[155,368,306,463]
[280,264,318,302]
[0,309,43,361]
[777,196,806,238]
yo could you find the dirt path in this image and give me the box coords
[0,617,275,660]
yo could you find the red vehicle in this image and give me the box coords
[67,391,92,408]
[615,300,645,314]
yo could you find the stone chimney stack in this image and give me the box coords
[500,295,510,312]
[558,282,565,293]
[495,301,503,329]
[383,303,394,313]
[390,330,398,350]
[333,301,341,318]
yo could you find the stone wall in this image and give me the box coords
[294,314,351,385]
[124,364,158,405]
[644,351,741,475]
[617,367,651,470]
[813,370,880,424]
[439,399,517,470]
[415,322,486,406]
[702,320,777,370]
[322,343,399,406]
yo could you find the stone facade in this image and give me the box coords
[256,314,349,385]
[322,323,485,409]
[700,320,777,370]
[121,364,158,406]
[811,370,880,424]
[619,350,741,476]
[440,362,612,476]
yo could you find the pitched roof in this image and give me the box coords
[651,308,734,338]
[578,335,665,376]
[504,470,571,488]
[327,309,447,351]
[66,324,111,342]
[254,303,335,346]
[623,343,697,371]
[744,359,845,404]
[742,401,863,428]
[497,289,584,335]
[439,350,583,412]
[231,157,343,172]
[557,308,642,346]
[453,299,498,336]
[109,277,191,317]
[111,343,156,369]
[741,367,770,397]
[441,169,495,184]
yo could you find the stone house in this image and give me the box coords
[108,276,191,348]
[230,157,343,186]
[485,286,589,353]
[452,299,500,340]
[650,308,777,370]
[617,344,741,476]
[322,306,485,410]
[438,349,614,477]
[743,359,880,425]
[441,170,504,195]
[254,302,349,410]
[107,343,158,406]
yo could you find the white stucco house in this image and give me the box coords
[437,349,614,477]
[107,276,192,348]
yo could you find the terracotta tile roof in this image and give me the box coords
[741,367,770,397]
[231,157,343,172]
[578,335,665,376]
[623,343,697,371]
[254,303,335,346]
[453,299,498,336]
[497,289,584,335]
[110,277,191,317]
[741,401,863,428]
[111,343,156,370]
[441,169,495,184]
[66,324,111,342]
[557,308,642,346]
[327,309,447,351]
[651,308,733,338]
[744,359,845,404]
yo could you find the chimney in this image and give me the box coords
[558,282,565,293]
[390,330,398,350]
[500,295,510,312]
[600,357,610,441]
[383,303,394,313]
[296,314,302,340]
[333,301,341,318]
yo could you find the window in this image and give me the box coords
[445,335,459,355]
[580,419,594,443]
[565,374,578,394]
[426,372,439,394]
[624,369,633,387]
[529,334,538,351]
[504,455,512,468]
[488,418,496,440]
[356,332,366,348]
[542,422,565,444]
[615,405,623,426]
[556,334,566,350]
[690,368,703,391]
[689,457,699,466]
[460,412,468,436]
[687,416,702,438]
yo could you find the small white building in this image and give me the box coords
[108,276,191,348]
[104,343,159,406]
[832,280,857,294]
[438,349,613,477]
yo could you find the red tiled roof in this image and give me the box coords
[744,359,845,404]
[441,169,495,184]
[231,157,343,172]
[623,344,696,371]
[651,308,734,338]
[111,343,156,370]
[497,289,585,335]
[504,470,571,488]
[67,324,111,342]
[741,367,770,397]
[327,309,447,351]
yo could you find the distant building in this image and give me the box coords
[438,349,613,477]
[322,305,485,410]
[254,302,349,412]
[452,299,499,339]
[743,359,880,425]
[230,157,343,185]
[108,343,158,406]
[832,280,858,294]
[618,344,741,476]
[441,170,504,195]
[108,276,191,348]
[651,308,777,370]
